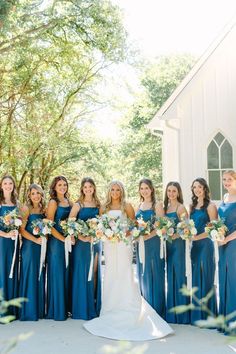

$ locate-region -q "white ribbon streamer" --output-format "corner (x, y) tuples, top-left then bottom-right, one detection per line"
(9, 231), (18, 279)
(185, 239), (192, 290)
(160, 238), (166, 260)
(64, 236), (72, 268)
(88, 241), (94, 282)
(213, 240), (219, 286)
(39, 237), (47, 280)
(139, 236), (145, 275)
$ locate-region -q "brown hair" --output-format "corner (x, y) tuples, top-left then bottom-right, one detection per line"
(77, 177), (100, 208)
(190, 177), (210, 212)
(164, 181), (184, 212)
(26, 183), (45, 213)
(0, 175), (18, 205)
(138, 178), (156, 210)
(49, 175), (69, 204)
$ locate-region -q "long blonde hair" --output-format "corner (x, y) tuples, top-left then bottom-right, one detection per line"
(104, 180), (126, 212)
(223, 170), (236, 180)
(26, 183), (45, 213)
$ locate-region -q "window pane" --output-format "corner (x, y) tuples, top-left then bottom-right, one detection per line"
(208, 171), (221, 200)
(207, 141), (219, 169)
(214, 132), (225, 145)
(221, 170), (227, 197)
(221, 140), (233, 169)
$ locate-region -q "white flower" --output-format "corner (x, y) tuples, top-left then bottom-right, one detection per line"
(68, 228), (74, 235)
(156, 229), (162, 237)
(14, 218), (22, 227)
(132, 229), (140, 238)
(210, 229), (218, 240)
(42, 226), (50, 235)
(167, 227), (174, 236)
(105, 229), (113, 237)
(191, 227), (197, 235)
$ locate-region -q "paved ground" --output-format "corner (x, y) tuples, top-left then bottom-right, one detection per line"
(1, 319), (236, 354)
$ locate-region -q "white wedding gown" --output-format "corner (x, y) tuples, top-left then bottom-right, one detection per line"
(83, 210), (174, 341)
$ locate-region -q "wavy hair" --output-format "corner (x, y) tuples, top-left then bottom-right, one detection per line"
(223, 170), (236, 180)
(76, 177), (100, 207)
(190, 177), (210, 212)
(104, 180), (126, 212)
(138, 178), (156, 210)
(0, 175), (18, 205)
(49, 175), (69, 204)
(26, 183), (45, 212)
(164, 181), (184, 212)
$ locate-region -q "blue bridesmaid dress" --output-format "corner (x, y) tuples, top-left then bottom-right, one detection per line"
(218, 201), (236, 329)
(71, 206), (101, 319)
(190, 208), (217, 324)
(136, 209), (165, 318)
(46, 205), (71, 321)
(0, 205), (19, 317)
(166, 211), (190, 324)
(19, 213), (45, 320)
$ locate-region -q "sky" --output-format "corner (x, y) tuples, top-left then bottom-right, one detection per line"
(94, 0), (236, 138)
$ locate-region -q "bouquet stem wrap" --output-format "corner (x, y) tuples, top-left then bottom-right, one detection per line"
(9, 231), (18, 279)
(88, 242), (94, 282)
(138, 235), (145, 275)
(185, 239), (192, 290)
(39, 237), (47, 280)
(160, 238), (167, 260)
(64, 236), (72, 268)
(213, 241), (219, 286)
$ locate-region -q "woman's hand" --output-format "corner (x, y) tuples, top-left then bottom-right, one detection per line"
(71, 235), (76, 245)
(171, 234), (179, 240)
(78, 235), (91, 243)
(218, 239), (227, 246)
(7, 229), (18, 239)
(35, 237), (42, 245)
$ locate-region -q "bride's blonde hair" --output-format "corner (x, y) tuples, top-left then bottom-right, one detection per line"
(104, 180), (126, 212)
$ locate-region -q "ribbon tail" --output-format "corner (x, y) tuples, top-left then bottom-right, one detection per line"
(214, 241), (219, 287)
(160, 237), (164, 259)
(139, 236), (145, 275)
(88, 242), (94, 282)
(64, 236), (72, 268)
(39, 237), (47, 281)
(9, 233), (18, 279)
(185, 239), (192, 290)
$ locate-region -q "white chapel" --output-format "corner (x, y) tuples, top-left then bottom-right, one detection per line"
(148, 19), (236, 203)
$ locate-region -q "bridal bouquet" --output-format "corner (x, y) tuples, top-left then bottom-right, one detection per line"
(85, 217), (103, 244)
(176, 217), (197, 240)
(0, 208), (22, 278)
(31, 218), (54, 279)
(205, 218), (228, 286)
(60, 217), (88, 238)
(205, 219), (228, 241)
(131, 216), (151, 240)
(155, 216), (175, 259)
(98, 214), (129, 244)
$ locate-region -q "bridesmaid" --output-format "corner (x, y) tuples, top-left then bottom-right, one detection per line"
(190, 177), (217, 324)
(19, 183), (46, 321)
(0, 175), (19, 316)
(69, 177), (102, 320)
(164, 181), (190, 324)
(218, 170), (236, 331)
(46, 175), (72, 321)
(136, 178), (165, 318)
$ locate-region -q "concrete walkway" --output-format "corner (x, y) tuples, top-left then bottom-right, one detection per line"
(1, 319), (235, 354)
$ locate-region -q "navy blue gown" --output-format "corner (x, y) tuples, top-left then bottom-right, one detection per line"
(46, 205), (71, 321)
(166, 211), (190, 324)
(0, 205), (19, 317)
(71, 207), (101, 320)
(218, 201), (236, 328)
(190, 208), (217, 324)
(19, 213), (45, 321)
(136, 209), (165, 318)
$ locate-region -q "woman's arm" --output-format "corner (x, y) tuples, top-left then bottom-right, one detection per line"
(125, 203), (135, 220)
(193, 203), (218, 241)
(144, 202), (164, 241)
(47, 200), (66, 242)
(20, 205), (42, 245)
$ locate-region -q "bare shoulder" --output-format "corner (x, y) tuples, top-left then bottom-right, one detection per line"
(47, 199), (58, 210)
(21, 205), (30, 218)
(178, 204), (188, 217)
(207, 202), (217, 212)
(155, 201), (164, 216)
(125, 202), (135, 219)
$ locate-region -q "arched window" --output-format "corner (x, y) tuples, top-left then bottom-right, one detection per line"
(207, 132), (233, 200)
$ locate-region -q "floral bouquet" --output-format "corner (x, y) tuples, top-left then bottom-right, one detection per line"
(60, 217), (88, 238)
(31, 218), (54, 280)
(205, 219), (228, 242)
(85, 217), (103, 244)
(0, 208), (22, 278)
(155, 216), (175, 259)
(0, 208), (22, 235)
(131, 216), (151, 240)
(205, 218), (228, 286)
(176, 215), (197, 290)
(176, 217), (197, 240)
(32, 218), (54, 238)
(98, 214), (129, 244)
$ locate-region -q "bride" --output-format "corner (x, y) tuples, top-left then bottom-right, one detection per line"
(83, 180), (173, 341)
